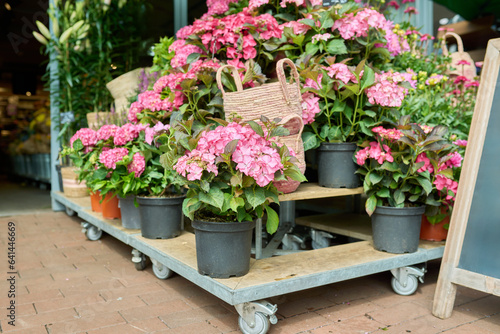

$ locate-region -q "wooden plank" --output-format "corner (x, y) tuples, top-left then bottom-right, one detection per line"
(451, 268), (500, 297)
(278, 183), (363, 202)
(295, 213), (372, 241)
(433, 38), (500, 320)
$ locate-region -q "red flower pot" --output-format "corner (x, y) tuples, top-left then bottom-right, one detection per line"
(90, 191), (102, 213)
(101, 192), (121, 219)
(420, 214), (449, 241)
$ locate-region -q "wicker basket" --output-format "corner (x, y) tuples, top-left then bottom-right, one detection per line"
(61, 166), (88, 197)
(217, 60), (306, 193)
(441, 32), (477, 80)
(216, 58), (303, 121)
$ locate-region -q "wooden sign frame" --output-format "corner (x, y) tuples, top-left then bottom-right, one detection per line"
(433, 38), (500, 319)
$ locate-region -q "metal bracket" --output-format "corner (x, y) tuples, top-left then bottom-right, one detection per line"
(81, 221), (90, 234)
(131, 249), (144, 264)
(281, 233), (306, 250)
(235, 300), (278, 328)
(391, 265), (427, 286)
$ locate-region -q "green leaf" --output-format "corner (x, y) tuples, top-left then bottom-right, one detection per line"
(305, 43), (319, 56)
(244, 187), (266, 209)
(376, 188), (390, 198)
(229, 197), (245, 213)
(394, 189), (405, 205)
(186, 53), (200, 64)
(302, 132), (319, 151)
(360, 66), (375, 91)
(369, 172), (383, 185)
(247, 120), (265, 137)
(365, 195), (377, 216)
(265, 206), (280, 234)
(299, 18), (316, 27)
(416, 176), (433, 195)
(270, 126), (290, 138)
(326, 39), (347, 55)
(199, 186), (225, 210)
(224, 139), (239, 154)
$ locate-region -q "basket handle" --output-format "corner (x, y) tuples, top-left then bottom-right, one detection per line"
(216, 65), (244, 97)
(276, 58), (303, 105)
(278, 114), (304, 153)
(441, 32), (465, 56)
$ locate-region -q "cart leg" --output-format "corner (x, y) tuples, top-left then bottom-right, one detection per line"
(390, 265), (426, 296)
(131, 249), (147, 271)
(151, 258), (174, 279)
(81, 222), (103, 241)
(235, 300), (278, 334)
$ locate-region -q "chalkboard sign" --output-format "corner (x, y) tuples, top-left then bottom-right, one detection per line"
(322, 0), (348, 6)
(433, 38), (500, 319)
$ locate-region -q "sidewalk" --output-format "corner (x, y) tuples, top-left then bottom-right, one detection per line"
(0, 211), (499, 333)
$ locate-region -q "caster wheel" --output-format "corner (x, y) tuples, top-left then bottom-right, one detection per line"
(238, 312), (270, 334)
(86, 225), (103, 241)
(134, 256), (147, 270)
(65, 206), (75, 216)
(152, 262), (174, 279)
(391, 275), (418, 296)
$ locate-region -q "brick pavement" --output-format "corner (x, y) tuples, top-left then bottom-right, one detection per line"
(0, 212), (499, 333)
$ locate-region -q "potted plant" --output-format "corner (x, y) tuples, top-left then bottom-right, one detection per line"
(169, 118), (306, 278)
(355, 116), (457, 253)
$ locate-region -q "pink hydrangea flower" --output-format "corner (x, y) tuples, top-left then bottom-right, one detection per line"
(371, 126), (403, 141)
(311, 33), (331, 44)
(445, 152), (463, 168)
(145, 122), (171, 145)
(333, 8), (387, 40)
(301, 92), (320, 125)
(70, 128), (97, 148)
(453, 139), (467, 148)
(114, 123), (141, 146)
(434, 175), (458, 201)
(325, 63), (356, 85)
(280, 20), (310, 35)
(248, 0), (269, 9)
(127, 152), (146, 177)
(304, 73), (322, 90)
(280, 0), (305, 7)
(96, 124), (120, 141)
(355, 142), (393, 165)
(365, 72), (408, 107)
(416, 153), (433, 173)
(99, 147), (129, 170)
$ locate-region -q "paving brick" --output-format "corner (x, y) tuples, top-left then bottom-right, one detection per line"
(159, 304), (231, 328)
(0, 323), (48, 333)
(83, 323), (153, 334)
(437, 322), (497, 333)
(204, 313), (240, 333)
(34, 291), (104, 313)
(99, 282), (164, 301)
(128, 317), (171, 332)
(9, 307), (78, 331)
(168, 321), (223, 334)
(459, 295), (500, 317)
(474, 313), (500, 333)
(315, 299), (381, 322)
(276, 294), (337, 318)
(119, 299), (192, 322)
(368, 301), (431, 327)
(270, 312), (333, 334)
(18, 289), (64, 304)
(45, 311), (126, 333)
(74, 295), (147, 316)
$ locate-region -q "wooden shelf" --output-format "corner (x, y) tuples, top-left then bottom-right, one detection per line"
(278, 183), (364, 202)
(296, 213), (372, 241)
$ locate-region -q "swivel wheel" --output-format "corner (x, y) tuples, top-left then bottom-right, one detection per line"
(85, 225), (103, 241)
(238, 312), (270, 334)
(65, 206), (75, 216)
(151, 258), (174, 279)
(391, 275), (419, 296)
(131, 249), (147, 271)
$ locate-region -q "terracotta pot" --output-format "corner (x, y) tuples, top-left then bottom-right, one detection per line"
(420, 214), (449, 241)
(90, 191), (102, 213)
(101, 192), (121, 219)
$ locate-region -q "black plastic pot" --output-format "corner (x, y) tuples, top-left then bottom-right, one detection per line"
(118, 196), (141, 229)
(317, 142), (360, 188)
(136, 195), (185, 239)
(191, 219), (255, 278)
(371, 206), (425, 254)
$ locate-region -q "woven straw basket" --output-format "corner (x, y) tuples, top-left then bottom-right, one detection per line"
(61, 166), (88, 197)
(216, 58), (305, 193)
(441, 32), (477, 80)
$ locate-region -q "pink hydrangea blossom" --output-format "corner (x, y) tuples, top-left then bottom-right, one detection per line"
(404, 7), (419, 15)
(304, 73), (322, 90)
(371, 126), (403, 141)
(170, 43), (205, 68)
(174, 122), (285, 187)
(99, 147), (129, 170)
(416, 153), (434, 173)
(128, 101), (142, 124)
(280, 0), (304, 7)
(127, 152), (145, 177)
(333, 8), (387, 40)
(365, 72), (408, 107)
(311, 33), (331, 44)
(145, 122), (171, 145)
(280, 20), (310, 35)
(301, 92), (320, 125)
(355, 142), (393, 165)
(325, 63), (356, 85)
(96, 124), (120, 142)
(114, 123), (141, 146)
(248, 0), (269, 9)
(70, 128), (97, 148)
(445, 152), (463, 169)
(434, 175), (458, 201)
(453, 139), (467, 148)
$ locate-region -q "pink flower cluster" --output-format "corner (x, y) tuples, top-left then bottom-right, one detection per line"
(176, 10), (281, 61)
(174, 122), (284, 187)
(325, 63), (356, 85)
(371, 126), (403, 141)
(145, 122), (170, 145)
(365, 72), (408, 107)
(301, 92), (320, 125)
(169, 41), (205, 68)
(70, 128), (97, 149)
(96, 124), (120, 142)
(99, 147), (129, 170)
(205, 0), (239, 17)
(127, 152), (146, 177)
(434, 175), (458, 201)
(453, 139), (467, 148)
(333, 8), (387, 40)
(355, 141), (394, 165)
(114, 123), (144, 146)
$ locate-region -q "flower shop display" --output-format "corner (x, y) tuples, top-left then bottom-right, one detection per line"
(171, 119), (305, 277)
(355, 116), (458, 253)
